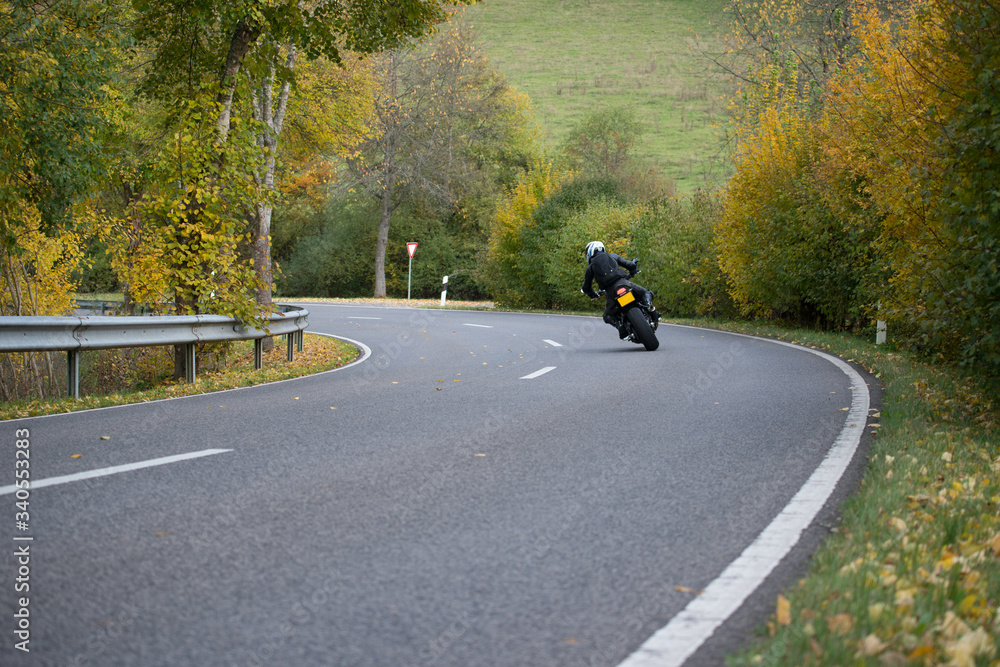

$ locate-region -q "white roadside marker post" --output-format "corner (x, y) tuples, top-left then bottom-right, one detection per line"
(876, 302), (886, 345)
(440, 275), (448, 307)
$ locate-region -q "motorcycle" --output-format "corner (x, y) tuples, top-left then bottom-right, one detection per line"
(594, 263), (659, 351)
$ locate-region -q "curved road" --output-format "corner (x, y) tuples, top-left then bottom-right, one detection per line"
(1, 304), (876, 666)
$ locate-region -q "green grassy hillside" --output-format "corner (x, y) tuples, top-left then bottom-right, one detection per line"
(465, 0), (733, 193)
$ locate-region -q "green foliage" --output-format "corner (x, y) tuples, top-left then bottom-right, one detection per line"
(561, 105), (644, 179)
(343, 16), (529, 297)
(717, 110), (880, 328)
(482, 159), (572, 307)
(921, 0), (1000, 367)
(111, 96), (269, 322)
(545, 197), (641, 310)
(523, 178), (626, 302)
(277, 198), (491, 300)
(540, 190), (733, 316)
(628, 192), (735, 318)
(277, 199), (376, 297)
(73, 235), (120, 295)
(484, 162), (728, 314)
(0, 0), (129, 243)
(483, 168), (640, 309)
(133, 0), (463, 98)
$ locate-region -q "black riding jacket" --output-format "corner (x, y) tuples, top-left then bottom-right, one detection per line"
(582, 252), (637, 298)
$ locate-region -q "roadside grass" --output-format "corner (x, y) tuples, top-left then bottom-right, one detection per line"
(465, 0), (734, 193)
(0, 333), (358, 421)
(673, 319), (1000, 667)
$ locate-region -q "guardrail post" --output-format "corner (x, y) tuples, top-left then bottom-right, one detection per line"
(185, 343), (196, 383)
(67, 350), (80, 399)
(254, 338), (263, 369)
(286, 333), (294, 362)
(296, 330), (303, 352)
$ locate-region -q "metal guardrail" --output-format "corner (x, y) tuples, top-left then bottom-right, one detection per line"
(0, 305), (308, 398)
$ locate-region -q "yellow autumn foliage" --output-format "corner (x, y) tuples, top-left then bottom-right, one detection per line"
(483, 157), (574, 307)
(0, 208), (84, 399)
(717, 65), (880, 326)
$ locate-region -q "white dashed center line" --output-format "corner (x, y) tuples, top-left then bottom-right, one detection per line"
(543, 339), (563, 347)
(0, 449), (233, 495)
(520, 367), (556, 380)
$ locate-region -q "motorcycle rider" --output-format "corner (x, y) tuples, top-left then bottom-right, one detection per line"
(580, 241), (659, 337)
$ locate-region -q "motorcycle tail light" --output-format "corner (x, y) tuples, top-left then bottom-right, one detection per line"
(616, 287), (627, 296)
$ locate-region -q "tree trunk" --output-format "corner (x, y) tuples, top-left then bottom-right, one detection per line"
(217, 19), (260, 140)
(253, 201), (274, 351)
(250, 47), (297, 351)
(374, 183), (393, 298)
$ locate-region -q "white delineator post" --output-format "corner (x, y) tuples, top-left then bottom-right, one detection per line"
(440, 275), (448, 306)
(876, 302), (886, 345)
(406, 242), (418, 300)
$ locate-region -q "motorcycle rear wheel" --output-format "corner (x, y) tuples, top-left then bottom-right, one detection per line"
(626, 307), (659, 351)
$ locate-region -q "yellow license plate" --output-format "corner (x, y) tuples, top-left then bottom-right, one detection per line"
(617, 291), (635, 307)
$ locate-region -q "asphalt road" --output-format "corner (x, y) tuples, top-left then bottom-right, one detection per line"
(0, 304), (876, 666)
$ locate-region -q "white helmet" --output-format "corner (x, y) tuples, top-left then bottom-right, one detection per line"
(585, 241), (605, 261)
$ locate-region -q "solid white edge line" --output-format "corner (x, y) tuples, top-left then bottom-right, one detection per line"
(0, 448), (233, 495)
(463, 323), (493, 328)
(6, 332), (374, 423)
(347, 316), (381, 320)
(543, 339), (563, 347)
(520, 366), (556, 380)
(617, 334), (870, 667)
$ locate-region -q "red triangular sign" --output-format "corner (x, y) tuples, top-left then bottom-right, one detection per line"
(407, 242), (418, 259)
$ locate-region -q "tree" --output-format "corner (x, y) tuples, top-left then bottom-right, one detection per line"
(0, 0), (130, 396)
(718, 0), (883, 111)
(482, 157), (575, 308)
(0, 0), (129, 246)
(248, 50), (375, 338)
(127, 0), (464, 373)
(344, 18), (514, 297)
(561, 105), (644, 180)
(821, 0), (1000, 365)
(129, 0), (468, 312)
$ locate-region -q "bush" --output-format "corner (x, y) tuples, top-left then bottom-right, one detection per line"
(278, 198), (492, 300)
(277, 200), (376, 298)
(483, 159), (572, 307)
(546, 197), (642, 310)
(716, 105), (880, 329)
(628, 191), (734, 318)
